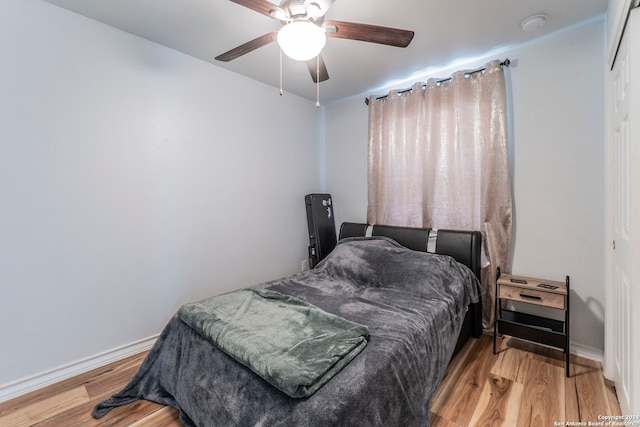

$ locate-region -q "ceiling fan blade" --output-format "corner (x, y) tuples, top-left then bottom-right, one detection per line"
(306, 54), (329, 83)
(324, 20), (414, 48)
(215, 31), (278, 62)
(230, 0), (284, 19)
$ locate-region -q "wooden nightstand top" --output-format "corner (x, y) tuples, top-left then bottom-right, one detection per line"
(497, 273), (567, 296)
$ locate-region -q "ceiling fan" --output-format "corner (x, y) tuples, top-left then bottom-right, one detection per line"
(215, 0), (415, 83)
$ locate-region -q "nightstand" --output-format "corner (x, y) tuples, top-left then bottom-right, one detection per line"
(493, 268), (571, 377)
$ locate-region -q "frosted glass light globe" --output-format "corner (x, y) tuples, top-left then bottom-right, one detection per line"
(277, 21), (326, 61)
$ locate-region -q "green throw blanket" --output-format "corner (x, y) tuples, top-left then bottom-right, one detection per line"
(178, 288), (369, 398)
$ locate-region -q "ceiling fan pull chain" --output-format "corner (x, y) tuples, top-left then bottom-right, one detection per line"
(279, 48), (283, 96)
(316, 55), (320, 107)
(280, 49), (282, 96)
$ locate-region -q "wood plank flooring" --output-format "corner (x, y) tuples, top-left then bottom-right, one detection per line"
(0, 352), (181, 427)
(0, 334), (621, 426)
(431, 334), (622, 427)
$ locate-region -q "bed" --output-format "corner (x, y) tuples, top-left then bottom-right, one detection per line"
(93, 223), (482, 426)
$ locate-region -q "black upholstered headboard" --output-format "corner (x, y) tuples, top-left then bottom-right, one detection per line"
(339, 222), (483, 342)
(339, 223), (482, 279)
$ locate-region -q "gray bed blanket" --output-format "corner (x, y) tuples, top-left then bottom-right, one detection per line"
(93, 237), (480, 426)
(177, 288), (369, 398)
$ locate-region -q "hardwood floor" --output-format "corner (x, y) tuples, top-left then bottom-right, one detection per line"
(0, 334), (620, 426)
(0, 352), (181, 427)
(431, 334), (622, 427)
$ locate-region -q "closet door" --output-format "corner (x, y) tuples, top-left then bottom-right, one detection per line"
(606, 6), (640, 415)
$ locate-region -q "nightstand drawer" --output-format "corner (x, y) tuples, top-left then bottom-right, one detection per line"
(498, 285), (565, 309)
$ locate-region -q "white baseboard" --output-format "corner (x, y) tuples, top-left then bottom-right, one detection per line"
(571, 341), (604, 364)
(0, 334), (158, 403)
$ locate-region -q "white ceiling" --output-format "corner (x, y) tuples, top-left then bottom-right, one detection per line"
(42, 0), (607, 103)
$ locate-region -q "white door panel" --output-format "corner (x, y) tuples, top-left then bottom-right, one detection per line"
(606, 7), (640, 415)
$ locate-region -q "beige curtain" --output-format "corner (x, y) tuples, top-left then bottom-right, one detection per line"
(367, 59), (511, 330)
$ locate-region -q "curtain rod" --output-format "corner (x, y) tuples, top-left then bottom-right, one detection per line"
(365, 58), (511, 105)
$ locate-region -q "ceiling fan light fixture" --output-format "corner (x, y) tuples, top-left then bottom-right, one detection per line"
(277, 20), (326, 61)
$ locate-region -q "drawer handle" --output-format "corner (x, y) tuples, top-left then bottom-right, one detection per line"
(519, 293), (542, 300)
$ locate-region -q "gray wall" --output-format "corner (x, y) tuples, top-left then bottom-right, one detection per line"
(0, 0), (321, 388)
(323, 20), (606, 355)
